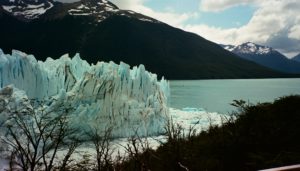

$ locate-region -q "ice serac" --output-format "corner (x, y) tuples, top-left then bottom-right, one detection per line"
(0, 49), (169, 137)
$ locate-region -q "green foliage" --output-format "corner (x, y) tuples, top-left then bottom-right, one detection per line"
(120, 95), (300, 171)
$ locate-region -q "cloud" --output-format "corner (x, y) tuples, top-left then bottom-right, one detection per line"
(54, 0), (196, 27)
(55, 0), (197, 27)
(110, 0), (197, 27)
(187, 0), (300, 57)
(288, 25), (300, 40)
(54, 0), (300, 57)
(200, 0), (258, 12)
(266, 30), (300, 56)
(110, 0), (143, 9)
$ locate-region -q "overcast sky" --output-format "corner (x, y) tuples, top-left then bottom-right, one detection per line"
(56, 0), (300, 58)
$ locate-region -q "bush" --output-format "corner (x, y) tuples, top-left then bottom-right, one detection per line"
(120, 95), (300, 171)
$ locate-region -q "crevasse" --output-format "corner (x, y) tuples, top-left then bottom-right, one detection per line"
(0, 49), (169, 137)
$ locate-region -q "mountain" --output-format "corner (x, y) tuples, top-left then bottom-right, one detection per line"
(292, 54), (300, 63)
(0, 0), (295, 79)
(221, 42), (300, 74)
(0, 0), (158, 22)
(0, 0), (55, 20)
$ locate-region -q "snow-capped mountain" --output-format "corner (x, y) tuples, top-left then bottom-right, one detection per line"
(68, 0), (120, 22)
(67, 0), (158, 23)
(0, 1), (293, 79)
(221, 42), (300, 74)
(0, 0), (158, 22)
(222, 42), (273, 55)
(0, 0), (54, 20)
(292, 53), (300, 63)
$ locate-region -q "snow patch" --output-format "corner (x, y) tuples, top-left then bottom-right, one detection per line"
(77, 4), (89, 10)
(2, 2), (54, 19)
(223, 42), (272, 55)
(246, 42), (256, 47)
(68, 9), (82, 12)
(128, 10), (135, 14)
(2, 5), (15, 12)
(139, 18), (155, 22)
(223, 45), (236, 51)
(27, 3), (44, 9)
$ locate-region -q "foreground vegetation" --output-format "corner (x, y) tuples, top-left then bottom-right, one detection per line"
(2, 95), (300, 170)
(121, 95), (300, 171)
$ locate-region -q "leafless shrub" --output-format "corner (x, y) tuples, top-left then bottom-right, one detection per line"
(1, 99), (79, 171)
(86, 126), (114, 171)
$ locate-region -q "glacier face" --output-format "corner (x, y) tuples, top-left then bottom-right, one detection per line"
(0, 49), (169, 137)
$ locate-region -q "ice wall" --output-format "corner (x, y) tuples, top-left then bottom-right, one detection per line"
(0, 49), (169, 137)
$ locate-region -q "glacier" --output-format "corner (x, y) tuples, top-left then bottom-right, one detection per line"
(0, 49), (170, 138)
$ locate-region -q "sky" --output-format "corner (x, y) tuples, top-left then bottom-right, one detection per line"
(57, 0), (300, 58)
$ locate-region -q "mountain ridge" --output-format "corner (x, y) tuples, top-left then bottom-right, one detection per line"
(292, 53), (300, 63)
(0, 0), (55, 20)
(0, 0), (298, 79)
(221, 42), (300, 74)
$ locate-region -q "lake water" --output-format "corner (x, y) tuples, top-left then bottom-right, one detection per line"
(170, 79), (300, 114)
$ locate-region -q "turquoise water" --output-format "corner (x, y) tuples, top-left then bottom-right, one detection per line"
(170, 79), (300, 114)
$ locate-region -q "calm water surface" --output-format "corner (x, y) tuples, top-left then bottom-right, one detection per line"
(170, 79), (300, 114)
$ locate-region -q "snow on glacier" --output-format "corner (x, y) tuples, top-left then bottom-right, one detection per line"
(0, 49), (170, 138)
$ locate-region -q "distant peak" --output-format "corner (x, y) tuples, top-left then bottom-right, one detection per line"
(235, 42), (273, 55)
(242, 42), (271, 48)
(68, 0), (158, 23)
(67, 0), (120, 22)
(0, 0), (53, 6)
(1, 0), (159, 23)
(245, 42), (256, 47)
(220, 44), (236, 52)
